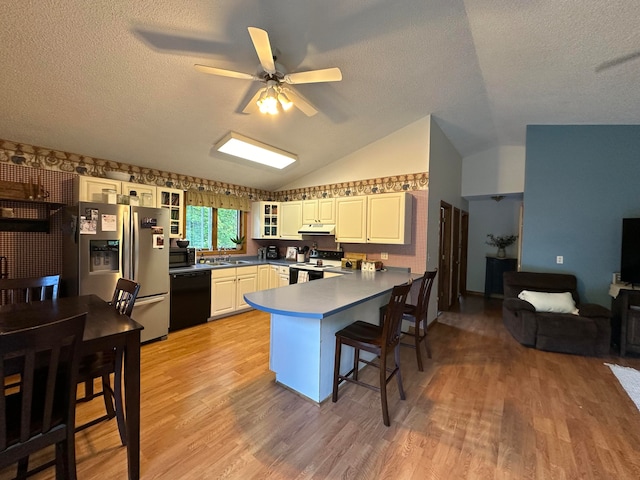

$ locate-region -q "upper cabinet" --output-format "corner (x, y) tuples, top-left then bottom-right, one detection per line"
(76, 177), (122, 202)
(336, 192), (412, 244)
(122, 182), (157, 206)
(251, 201), (280, 239)
(279, 201), (303, 240)
(335, 196), (367, 243)
(76, 177), (157, 206)
(302, 198), (335, 224)
(157, 187), (184, 238)
(366, 192), (412, 244)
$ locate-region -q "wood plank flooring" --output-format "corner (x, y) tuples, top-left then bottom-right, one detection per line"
(4, 295), (640, 479)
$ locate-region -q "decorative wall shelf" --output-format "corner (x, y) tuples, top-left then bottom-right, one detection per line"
(0, 198), (65, 233)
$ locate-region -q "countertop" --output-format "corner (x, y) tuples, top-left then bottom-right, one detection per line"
(244, 269), (419, 319)
(169, 258), (292, 274)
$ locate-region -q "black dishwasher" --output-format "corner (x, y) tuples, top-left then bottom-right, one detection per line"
(170, 271), (211, 332)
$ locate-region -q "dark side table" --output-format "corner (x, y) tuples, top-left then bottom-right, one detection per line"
(485, 256), (517, 298)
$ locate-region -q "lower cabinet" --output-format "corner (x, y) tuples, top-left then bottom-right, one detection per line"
(257, 265), (271, 291)
(211, 266), (257, 318)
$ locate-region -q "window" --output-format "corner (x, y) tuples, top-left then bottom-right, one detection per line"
(185, 206), (246, 253)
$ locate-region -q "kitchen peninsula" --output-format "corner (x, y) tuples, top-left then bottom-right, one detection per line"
(244, 269), (418, 403)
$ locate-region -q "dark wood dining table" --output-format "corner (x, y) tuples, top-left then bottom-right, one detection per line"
(0, 294), (143, 480)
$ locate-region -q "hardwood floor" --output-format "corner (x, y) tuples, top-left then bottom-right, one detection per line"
(4, 295), (640, 479)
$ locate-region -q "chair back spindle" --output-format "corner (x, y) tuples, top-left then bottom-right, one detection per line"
(111, 278), (140, 316)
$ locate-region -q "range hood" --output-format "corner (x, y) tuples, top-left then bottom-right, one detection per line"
(298, 224), (336, 235)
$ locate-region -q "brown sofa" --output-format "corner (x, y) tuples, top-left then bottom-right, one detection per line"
(502, 271), (611, 356)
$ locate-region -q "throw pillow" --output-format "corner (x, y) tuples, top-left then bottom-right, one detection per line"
(517, 290), (579, 315)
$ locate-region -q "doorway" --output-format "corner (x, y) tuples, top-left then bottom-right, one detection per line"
(438, 202), (469, 311)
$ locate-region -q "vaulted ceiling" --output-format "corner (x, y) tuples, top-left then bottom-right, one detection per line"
(1, 1), (638, 191)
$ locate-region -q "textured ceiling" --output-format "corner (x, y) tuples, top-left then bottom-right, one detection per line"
(1, 0), (638, 191)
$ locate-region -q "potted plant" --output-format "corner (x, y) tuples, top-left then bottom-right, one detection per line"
(486, 234), (517, 258)
(230, 235), (245, 250)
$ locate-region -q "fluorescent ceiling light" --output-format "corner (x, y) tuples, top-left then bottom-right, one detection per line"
(215, 132), (297, 169)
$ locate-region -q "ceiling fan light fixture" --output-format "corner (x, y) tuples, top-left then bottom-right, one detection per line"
(277, 90), (293, 111)
(256, 85), (281, 114)
(215, 132), (297, 169)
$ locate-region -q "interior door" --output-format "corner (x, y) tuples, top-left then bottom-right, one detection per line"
(438, 202), (452, 311)
(459, 211), (469, 295)
(452, 207), (461, 301)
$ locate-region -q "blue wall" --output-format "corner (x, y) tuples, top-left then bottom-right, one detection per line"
(523, 125), (640, 306)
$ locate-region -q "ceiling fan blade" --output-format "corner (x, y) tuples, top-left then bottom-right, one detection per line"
(242, 88), (264, 114)
(194, 64), (255, 80)
(248, 27), (276, 75)
(283, 87), (318, 117)
(283, 67), (342, 85)
(595, 51), (640, 72)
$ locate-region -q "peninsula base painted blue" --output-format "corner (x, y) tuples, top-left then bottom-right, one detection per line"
(270, 294), (389, 403)
(245, 270), (417, 403)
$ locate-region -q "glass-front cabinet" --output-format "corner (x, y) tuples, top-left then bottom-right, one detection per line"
(251, 201), (279, 239)
(157, 187), (184, 238)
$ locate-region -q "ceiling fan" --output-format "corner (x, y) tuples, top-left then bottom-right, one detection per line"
(194, 27), (342, 116)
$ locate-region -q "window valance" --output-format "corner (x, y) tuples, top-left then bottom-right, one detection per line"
(185, 190), (251, 212)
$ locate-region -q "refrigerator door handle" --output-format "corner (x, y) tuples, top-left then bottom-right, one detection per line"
(122, 206), (131, 279)
(135, 295), (166, 306)
(133, 210), (139, 282)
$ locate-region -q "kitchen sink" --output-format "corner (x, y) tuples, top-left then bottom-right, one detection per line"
(223, 260), (254, 265)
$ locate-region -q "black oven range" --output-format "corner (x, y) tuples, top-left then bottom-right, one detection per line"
(289, 249), (343, 284)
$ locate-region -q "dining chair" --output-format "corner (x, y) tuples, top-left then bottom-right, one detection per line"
(332, 281), (412, 426)
(379, 270), (437, 371)
(0, 275), (60, 306)
(399, 270), (437, 371)
(76, 278), (140, 446)
(0, 313), (86, 480)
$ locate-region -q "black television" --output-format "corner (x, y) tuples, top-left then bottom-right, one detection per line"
(621, 218), (640, 285)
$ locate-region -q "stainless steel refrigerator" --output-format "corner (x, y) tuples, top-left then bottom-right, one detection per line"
(62, 202), (170, 343)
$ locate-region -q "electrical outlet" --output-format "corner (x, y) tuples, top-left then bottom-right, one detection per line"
(556, 255), (563, 264)
(381, 252), (388, 260)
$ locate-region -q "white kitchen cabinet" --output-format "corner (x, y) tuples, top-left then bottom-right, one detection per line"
(211, 266), (258, 318)
(157, 187), (184, 238)
(335, 196), (367, 243)
(251, 201), (280, 239)
(279, 201), (303, 240)
(76, 177), (122, 202)
(269, 265), (280, 288)
(210, 269), (236, 318)
(76, 177), (157, 206)
(278, 265), (290, 287)
(122, 182), (157, 206)
(236, 267), (258, 311)
(302, 198), (335, 224)
(367, 192), (413, 244)
(257, 264), (271, 291)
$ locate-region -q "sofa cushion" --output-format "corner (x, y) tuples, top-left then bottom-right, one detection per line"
(517, 290), (579, 315)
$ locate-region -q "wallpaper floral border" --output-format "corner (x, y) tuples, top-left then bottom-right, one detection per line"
(0, 139), (428, 202)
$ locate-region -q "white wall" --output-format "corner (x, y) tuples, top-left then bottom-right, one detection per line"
(467, 198), (522, 293)
(427, 116), (466, 321)
(461, 145), (525, 295)
(462, 146), (525, 198)
(280, 116), (430, 190)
